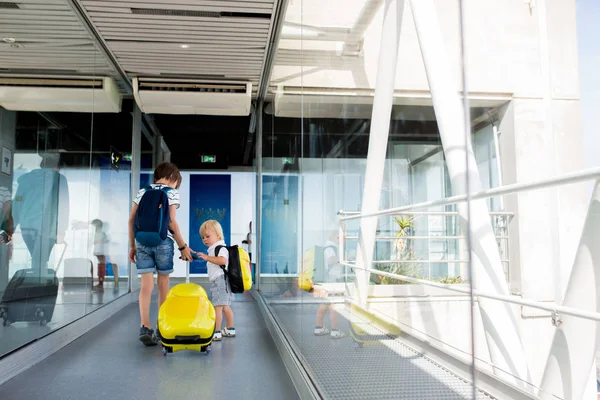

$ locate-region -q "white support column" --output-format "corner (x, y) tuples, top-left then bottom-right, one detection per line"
(128, 104), (142, 293)
(353, 0), (405, 304)
(540, 180), (600, 400)
(0, 108), (16, 298)
(409, 0), (531, 388)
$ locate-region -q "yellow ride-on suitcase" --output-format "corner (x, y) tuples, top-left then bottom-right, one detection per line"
(157, 262), (216, 356)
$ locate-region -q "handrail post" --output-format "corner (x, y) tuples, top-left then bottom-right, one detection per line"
(337, 212), (346, 288)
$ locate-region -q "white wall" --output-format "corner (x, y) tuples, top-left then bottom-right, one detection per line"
(363, 287), (556, 389)
(5, 169), (256, 280)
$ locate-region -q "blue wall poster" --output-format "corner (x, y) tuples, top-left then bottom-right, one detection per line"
(261, 175), (298, 274)
(189, 174), (231, 274)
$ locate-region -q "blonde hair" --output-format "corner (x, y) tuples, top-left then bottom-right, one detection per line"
(200, 220), (224, 240)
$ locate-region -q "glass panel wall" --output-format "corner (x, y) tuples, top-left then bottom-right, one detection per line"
(463, 0), (600, 397)
(0, 97), (133, 357)
(256, 0), (599, 398)
(258, 0), (480, 398)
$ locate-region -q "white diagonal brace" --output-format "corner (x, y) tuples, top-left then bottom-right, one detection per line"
(353, 0), (405, 304)
(540, 180), (600, 399)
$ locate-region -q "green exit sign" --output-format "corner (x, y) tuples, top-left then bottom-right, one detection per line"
(283, 157), (295, 165)
(201, 155), (216, 163)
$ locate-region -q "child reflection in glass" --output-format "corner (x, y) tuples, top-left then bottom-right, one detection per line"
(91, 219), (119, 290)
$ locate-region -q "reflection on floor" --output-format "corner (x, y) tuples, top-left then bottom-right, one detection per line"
(1, 292), (299, 400)
(270, 302), (494, 400)
(0, 282), (129, 357)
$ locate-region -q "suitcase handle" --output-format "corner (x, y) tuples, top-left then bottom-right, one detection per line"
(186, 260), (190, 283)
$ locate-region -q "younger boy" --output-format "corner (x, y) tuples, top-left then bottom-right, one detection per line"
(313, 229), (345, 339)
(128, 162), (192, 346)
(196, 220), (235, 341)
(91, 219), (108, 290)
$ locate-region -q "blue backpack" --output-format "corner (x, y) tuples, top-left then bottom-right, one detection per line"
(134, 186), (173, 246)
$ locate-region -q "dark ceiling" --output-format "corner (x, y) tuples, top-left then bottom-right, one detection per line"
(13, 102), (470, 171)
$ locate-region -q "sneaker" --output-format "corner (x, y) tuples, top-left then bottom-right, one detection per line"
(330, 329), (346, 339)
(314, 326), (330, 336)
(222, 327), (236, 338)
(139, 326), (158, 346)
(213, 331), (222, 341)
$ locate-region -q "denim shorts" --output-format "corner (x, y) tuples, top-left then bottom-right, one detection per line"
(135, 239), (174, 275)
(210, 275), (232, 306)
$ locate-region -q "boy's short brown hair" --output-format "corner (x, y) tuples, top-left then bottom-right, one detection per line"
(153, 162), (182, 188)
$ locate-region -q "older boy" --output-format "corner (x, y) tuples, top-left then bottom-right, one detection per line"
(128, 162), (192, 346)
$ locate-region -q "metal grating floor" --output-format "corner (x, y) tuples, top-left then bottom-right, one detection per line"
(270, 302), (495, 400)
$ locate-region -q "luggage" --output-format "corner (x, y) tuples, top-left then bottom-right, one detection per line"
(215, 244), (252, 293)
(298, 245), (337, 292)
(0, 268), (59, 326)
(134, 185), (173, 246)
(0, 243), (65, 326)
(157, 262), (216, 356)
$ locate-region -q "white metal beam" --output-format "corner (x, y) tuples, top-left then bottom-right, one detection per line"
(353, 0), (405, 304)
(128, 104), (142, 293)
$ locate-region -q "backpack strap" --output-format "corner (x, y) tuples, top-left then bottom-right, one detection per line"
(214, 244), (229, 292)
(214, 245), (227, 269)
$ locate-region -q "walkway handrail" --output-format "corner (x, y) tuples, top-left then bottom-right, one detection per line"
(343, 263), (600, 323)
(340, 211), (515, 216)
(344, 235), (509, 240)
(339, 167), (600, 221)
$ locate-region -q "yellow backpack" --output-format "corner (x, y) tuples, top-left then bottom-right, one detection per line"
(215, 245), (252, 292)
(298, 245), (336, 292)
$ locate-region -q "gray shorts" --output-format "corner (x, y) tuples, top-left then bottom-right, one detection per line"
(210, 275), (232, 307)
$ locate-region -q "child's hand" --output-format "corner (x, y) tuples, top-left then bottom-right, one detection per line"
(180, 246), (193, 262)
(128, 248), (136, 263)
(198, 252), (208, 261)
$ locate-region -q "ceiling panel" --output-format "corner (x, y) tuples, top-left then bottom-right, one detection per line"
(0, 0), (117, 82)
(80, 0), (276, 95)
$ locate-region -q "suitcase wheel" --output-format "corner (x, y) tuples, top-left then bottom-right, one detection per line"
(354, 342), (364, 349)
(203, 345), (211, 355)
(39, 319), (48, 326)
(162, 347), (168, 357)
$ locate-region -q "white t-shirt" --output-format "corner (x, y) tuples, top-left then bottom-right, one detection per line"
(93, 231), (107, 255)
(324, 240), (342, 282)
(133, 184), (180, 240)
(207, 240), (229, 282)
